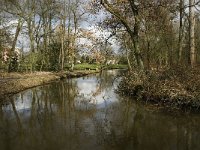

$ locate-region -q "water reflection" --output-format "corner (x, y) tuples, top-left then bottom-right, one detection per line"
(0, 70), (200, 150)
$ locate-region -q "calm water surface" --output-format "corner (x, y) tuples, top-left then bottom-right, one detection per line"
(0, 70), (200, 150)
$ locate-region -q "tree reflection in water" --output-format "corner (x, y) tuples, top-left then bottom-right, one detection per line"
(0, 70), (200, 150)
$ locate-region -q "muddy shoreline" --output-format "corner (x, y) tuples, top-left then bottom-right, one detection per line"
(0, 70), (99, 100)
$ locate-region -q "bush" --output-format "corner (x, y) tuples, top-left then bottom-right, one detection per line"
(118, 67), (200, 111)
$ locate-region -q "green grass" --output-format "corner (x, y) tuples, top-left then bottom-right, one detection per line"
(74, 63), (100, 70)
(74, 63), (128, 70)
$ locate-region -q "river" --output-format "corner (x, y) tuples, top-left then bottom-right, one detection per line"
(0, 70), (200, 150)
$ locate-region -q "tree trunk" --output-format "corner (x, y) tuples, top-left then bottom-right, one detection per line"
(61, 21), (65, 71)
(67, 0), (72, 65)
(72, 9), (78, 66)
(189, 0), (196, 68)
(28, 22), (35, 53)
(125, 44), (132, 71)
(11, 18), (23, 53)
(146, 41), (150, 70)
(9, 18), (23, 72)
(27, 0), (36, 53)
(60, 0), (68, 71)
(128, 0), (144, 70)
(178, 0), (184, 64)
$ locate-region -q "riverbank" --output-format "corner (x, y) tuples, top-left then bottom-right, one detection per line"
(0, 70), (98, 99)
(118, 67), (200, 112)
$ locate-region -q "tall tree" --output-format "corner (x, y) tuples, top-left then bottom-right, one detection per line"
(100, 0), (144, 70)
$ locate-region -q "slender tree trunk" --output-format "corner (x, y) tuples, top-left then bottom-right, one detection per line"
(61, 23), (65, 71)
(35, 17), (42, 52)
(146, 41), (150, 70)
(178, 0), (184, 64)
(42, 15), (48, 55)
(72, 9), (78, 66)
(11, 18), (23, 53)
(48, 2), (53, 44)
(67, 0), (72, 65)
(189, 0), (196, 68)
(41, 15), (47, 70)
(60, 0), (68, 71)
(9, 18), (23, 72)
(28, 21), (35, 53)
(126, 45), (132, 71)
(27, 0), (35, 53)
(122, 36), (132, 70)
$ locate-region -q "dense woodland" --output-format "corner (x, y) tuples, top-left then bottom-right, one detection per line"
(0, 0), (200, 72)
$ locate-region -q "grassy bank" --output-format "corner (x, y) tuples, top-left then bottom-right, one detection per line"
(0, 70), (98, 99)
(118, 67), (200, 112)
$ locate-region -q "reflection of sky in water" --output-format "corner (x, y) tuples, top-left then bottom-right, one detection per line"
(77, 77), (98, 95)
(3, 90), (33, 112)
(76, 74), (119, 109)
(2, 88), (58, 119)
